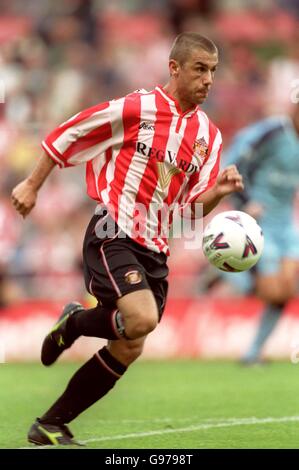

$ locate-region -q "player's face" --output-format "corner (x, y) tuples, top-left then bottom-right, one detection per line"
(170, 48), (218, 108)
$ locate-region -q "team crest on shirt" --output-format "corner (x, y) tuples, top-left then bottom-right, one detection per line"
(193, 137), (208, 165)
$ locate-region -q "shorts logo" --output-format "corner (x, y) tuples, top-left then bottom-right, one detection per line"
(124, 270), (143, 285)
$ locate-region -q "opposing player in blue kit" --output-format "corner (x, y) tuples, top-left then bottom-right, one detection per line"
(224, 103), (299, 364)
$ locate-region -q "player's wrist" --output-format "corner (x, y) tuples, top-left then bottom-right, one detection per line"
(212, 184), (226, 200)
(26, 177), (40, 191)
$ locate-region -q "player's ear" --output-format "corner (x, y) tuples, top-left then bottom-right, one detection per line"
(169, 59), (179, 77)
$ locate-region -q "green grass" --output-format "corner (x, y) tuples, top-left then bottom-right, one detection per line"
(0, 360), (298, 449)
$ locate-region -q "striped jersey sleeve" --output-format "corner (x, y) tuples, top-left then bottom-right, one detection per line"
(41, 101), (119, 168)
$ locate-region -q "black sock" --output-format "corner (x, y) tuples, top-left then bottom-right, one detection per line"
(39, 346), (127, 425)
(68, 305), (125, 340)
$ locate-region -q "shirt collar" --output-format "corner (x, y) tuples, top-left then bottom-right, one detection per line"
(155, 85), (199, 117)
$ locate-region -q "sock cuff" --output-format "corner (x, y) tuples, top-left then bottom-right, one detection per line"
(95, 346), (127, 378)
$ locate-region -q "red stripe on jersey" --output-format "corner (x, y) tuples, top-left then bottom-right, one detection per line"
(63, 122), (112, 161)
(134, 92), (172, 210)
(86, 161), (98, 200)
(108, 94), (142, 221)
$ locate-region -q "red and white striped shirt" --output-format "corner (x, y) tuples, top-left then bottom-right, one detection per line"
(42, 86), (222, 255)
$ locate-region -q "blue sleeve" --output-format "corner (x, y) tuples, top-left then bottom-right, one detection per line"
(224, 130), (260, 207)
(223, 121), (284, 208)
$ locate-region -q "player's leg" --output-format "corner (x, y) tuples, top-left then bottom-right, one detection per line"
(242, 223), (299, 364)
(38, 273), (167, 429)
(241, 273), (285, 364)
(28, 336), (146, 446)
(41, 212), (160, 366)
(255, 259), (298, 302)
(242, 258), (298, 364)
(107, 335), (146, 366)
(29, 215), (168, 445)
(240, 232), (279, 363)
(41, 288), (158, 366)
(77, 211), (161, 340)
(29, 277), (167, 446)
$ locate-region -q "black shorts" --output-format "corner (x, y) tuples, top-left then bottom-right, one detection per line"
(82, 210), (169, 319)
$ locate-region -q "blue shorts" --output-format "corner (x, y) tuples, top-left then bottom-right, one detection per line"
(221, 221), (299, 294)
(259, 223), (299, 274)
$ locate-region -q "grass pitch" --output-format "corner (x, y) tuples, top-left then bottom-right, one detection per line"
(0, 360), (298, 449)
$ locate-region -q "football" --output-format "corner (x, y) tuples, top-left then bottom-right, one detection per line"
(202, 210), (264, 272)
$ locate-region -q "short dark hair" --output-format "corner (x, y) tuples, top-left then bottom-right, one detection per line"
(169, 32), (218, 65)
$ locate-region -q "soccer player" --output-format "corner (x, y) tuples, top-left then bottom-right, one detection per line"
(11, 32), (243, 445)
(223, 103), (299, 365)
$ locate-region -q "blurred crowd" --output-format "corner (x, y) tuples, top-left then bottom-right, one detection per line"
(0, 0), (298, 305)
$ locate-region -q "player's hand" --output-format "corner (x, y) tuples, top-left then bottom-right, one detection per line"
(11, 179), (38, 218)
(215, 165), (244, 197)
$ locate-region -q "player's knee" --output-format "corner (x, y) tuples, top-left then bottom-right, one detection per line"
(125, 309), (158, 339)
(117, 289), (159, 339)
(108, 338), (145, 366)
(257, 279), (292, 304)
(259, 289), (282, 304)
(257, 272), (296, 304)
(120, 341), (144, 364)
(259, 288), (289, 305)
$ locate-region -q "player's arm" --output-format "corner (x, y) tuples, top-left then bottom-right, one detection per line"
(11, 152), (56, 218)
(223, 134), (254, 210)
(195, 165), (244, 216)
(224, 122), (283, 215)
(12, 100), (116, 218)
(184, 129), (243, 218)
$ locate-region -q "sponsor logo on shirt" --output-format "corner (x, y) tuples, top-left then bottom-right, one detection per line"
(136, 142), (199, 174)
(139, 121), (155, 131)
